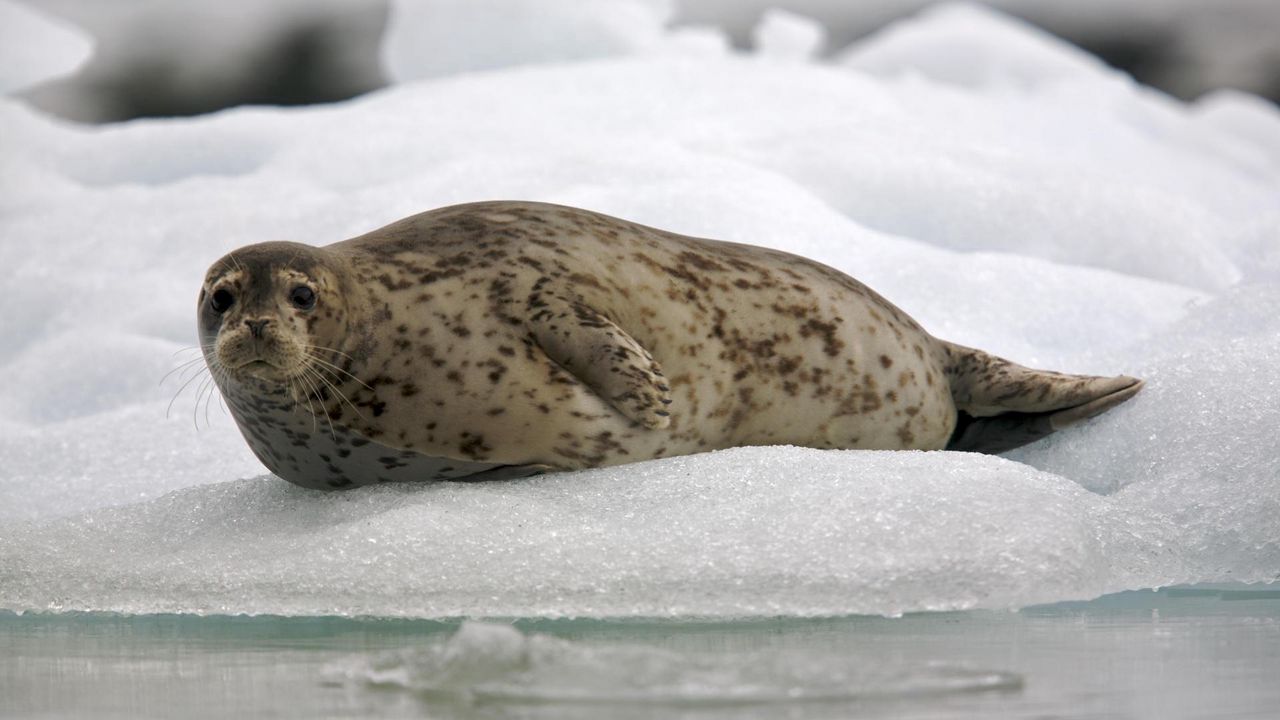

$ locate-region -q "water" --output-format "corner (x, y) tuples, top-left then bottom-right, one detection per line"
(2, 588), (1277, 719)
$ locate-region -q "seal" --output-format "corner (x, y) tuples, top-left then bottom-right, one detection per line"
(198, 201), (1143, 489)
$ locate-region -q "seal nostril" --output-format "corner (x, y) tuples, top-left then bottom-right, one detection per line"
(245, 319), (270, 338)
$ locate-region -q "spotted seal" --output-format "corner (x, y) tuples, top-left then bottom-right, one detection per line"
(198, 201), (1142, 489)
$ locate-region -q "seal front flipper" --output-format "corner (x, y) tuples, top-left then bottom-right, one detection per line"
(943, 341), (1143, 454)
(448, 463), (560, 482)
(528, 298), (673, 429)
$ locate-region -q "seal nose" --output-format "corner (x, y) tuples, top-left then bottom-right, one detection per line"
(244, 318), (270, 339)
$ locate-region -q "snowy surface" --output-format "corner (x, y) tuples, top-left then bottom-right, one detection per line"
(381, 0), (720, 83)
(752, 8), (826, 63)
(0, 3), (1277, 618)
(0, 0), (93, 94)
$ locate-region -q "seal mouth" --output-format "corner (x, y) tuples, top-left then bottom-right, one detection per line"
(233, 358), (283, 379)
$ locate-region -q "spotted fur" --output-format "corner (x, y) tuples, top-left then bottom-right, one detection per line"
(198, 201), (1142, 489)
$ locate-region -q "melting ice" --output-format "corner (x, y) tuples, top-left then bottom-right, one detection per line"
(1, 2), (1278, 619)
(322, 621), (1023, 708)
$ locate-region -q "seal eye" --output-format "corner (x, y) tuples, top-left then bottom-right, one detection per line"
(289, 285), (316, 310)
(210, 289), (234, 314)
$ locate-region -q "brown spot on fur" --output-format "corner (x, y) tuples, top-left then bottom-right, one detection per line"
(458, 432), (490, 459)
(897, 425), (915, 444)
(800, 318), (845, 357)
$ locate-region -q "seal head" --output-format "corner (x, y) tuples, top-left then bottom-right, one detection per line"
(198, 241), (356, 389)
(197, 240), (519, 489)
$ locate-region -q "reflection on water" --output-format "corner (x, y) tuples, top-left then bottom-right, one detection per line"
(1, 587), (1278, 719)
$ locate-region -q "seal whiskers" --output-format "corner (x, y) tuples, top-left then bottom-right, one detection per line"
(301, 349), (374, 392)
(294, 367), (337, 441)
(301, 357), (370, 424)
(168, 348), (221, 420)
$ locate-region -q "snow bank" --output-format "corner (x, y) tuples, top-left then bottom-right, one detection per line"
(0, 0), (93, 94)
(381, 0), (684, 82)
(752, 8), (826, 63)
(0, 3), (1277, 618)
(839, 3), (1106, 90)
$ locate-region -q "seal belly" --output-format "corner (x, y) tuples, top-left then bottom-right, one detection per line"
(220, 378), (504, 489)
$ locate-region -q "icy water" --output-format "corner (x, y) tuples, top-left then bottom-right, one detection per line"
(2, 588), (1277, 720)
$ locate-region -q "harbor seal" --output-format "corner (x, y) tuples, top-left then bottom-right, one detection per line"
(198, 201), (1143, 489)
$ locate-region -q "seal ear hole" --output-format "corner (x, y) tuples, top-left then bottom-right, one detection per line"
(289, 285), (317, 311)
(210, 288), (234, 313)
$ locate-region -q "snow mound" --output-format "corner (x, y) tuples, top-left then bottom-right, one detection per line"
(752, 9), (826, 63)
(1012, 284), (1280, 585)
(0, 0), (93, 94)
(1190, 89), (1280, 182)
(382, 0), (677, 82)
(838, 2), (1107, 90)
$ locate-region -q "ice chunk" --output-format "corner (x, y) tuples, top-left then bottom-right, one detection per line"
(0, 0), (93, 94)
(751, 8), (825, 63)
(0, 6), (1277, 620)
(381, 0), (675, 82)
(0, 448), (1116, 617)
(0, 404), (262, 524)
(837, 3), (1109, 90)
(1011, 284), (1280, 587)
(1190, 89), (1280, 181)
(322, 620), (1023, 703)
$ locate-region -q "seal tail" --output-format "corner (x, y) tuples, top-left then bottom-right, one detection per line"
(941, 341), (1143, 454)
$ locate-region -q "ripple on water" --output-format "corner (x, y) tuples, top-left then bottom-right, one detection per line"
(322, 621), (1023, 711)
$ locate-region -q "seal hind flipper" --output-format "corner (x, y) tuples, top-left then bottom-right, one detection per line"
(529, 298), (673, 429)
(943, 341), (1143, 453)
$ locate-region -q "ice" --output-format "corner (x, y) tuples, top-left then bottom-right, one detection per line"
(0, 4), (1277, 618)
(0, 0), (93, 94)
(838, 3), (1105, 90)
(18, 0), (385, 123)
(1011, 284), (1280, 585)
(381, 0), (677, 83)
(751, 8), (825, 63)
(321, 621), (1023, 704)
(0, 448), (1117, 617)
(1190, 89), (1280, 183)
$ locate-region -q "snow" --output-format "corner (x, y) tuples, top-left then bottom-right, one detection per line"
(0, 2), (1277, 619)
(0, 0), (93, 94)
(381, 0), (683, 82)
(751, 8), (826, 63)
(838, 3), (1107, 89)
